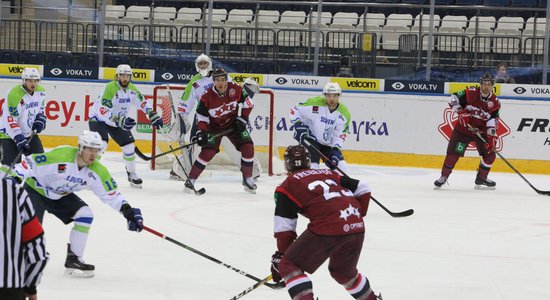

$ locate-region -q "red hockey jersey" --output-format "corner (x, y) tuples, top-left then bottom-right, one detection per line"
(274, 169), (371, 242)
(196, 82), (253, 132)
(452, 87), (501, 137)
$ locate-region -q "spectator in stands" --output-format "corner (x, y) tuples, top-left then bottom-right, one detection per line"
(495, 63), (515, 84)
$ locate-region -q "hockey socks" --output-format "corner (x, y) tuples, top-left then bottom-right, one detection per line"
(285, 273), (314, 300)
(344, 273), (377, 300)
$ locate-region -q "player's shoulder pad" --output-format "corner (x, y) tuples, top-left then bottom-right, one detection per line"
(33, 146), (78, 166)
(336, 102), (351, 121)
(300, 96), (326, 107)
(7, 85), (26, 104)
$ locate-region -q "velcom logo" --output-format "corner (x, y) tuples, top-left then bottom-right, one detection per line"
(391, 82), (405, 90)
(275, 77), (287, 85)
(513, 86), (526, 95)
(161, 72), (174, 80)
(50, 68), (63, 76)
(437, 108), (510, 151)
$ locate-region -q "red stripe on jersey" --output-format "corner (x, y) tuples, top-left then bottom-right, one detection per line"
(275, 186), (302, 208)
(21, 216), (44, 243)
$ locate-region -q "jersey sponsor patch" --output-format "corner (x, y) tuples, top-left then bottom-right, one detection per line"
(229, 88), (236, 97)
(193, 82), (199, 88)
(312, 106), (319, 113)
(58, 164), (67, 173)
(487, 101), (494, 109)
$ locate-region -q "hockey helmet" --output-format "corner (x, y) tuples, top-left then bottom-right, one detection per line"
(323, 82), (342, 95)
(195, 54), (213, 77)
(480, 72), (495, 85)
(284, 145), (311, 173)
(211, 67), (228, 80)
(21, 67), (40, 84)
(116, 64), (133, 80)
(78, 130), (103, 153)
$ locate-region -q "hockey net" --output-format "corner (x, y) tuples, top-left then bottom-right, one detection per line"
(150, 85), (283, 176)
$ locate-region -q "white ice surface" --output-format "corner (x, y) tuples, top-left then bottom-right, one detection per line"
(36, 152), (550, 300)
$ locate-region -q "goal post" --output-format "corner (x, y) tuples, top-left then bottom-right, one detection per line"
(150, 85), (280, 176)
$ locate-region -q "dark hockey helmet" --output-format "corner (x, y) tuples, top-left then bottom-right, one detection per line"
(480, 72), (495, 85)
(284, 145), (311, 173)
(211, 67), (228, 80)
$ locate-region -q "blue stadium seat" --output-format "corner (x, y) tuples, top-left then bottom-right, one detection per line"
(0, 50), (20, 64)
(279, 61), (312, 75)
(510, 0), (537, 6)
(218, 59), (249, 73)
(455, 0), (482, 3)
(78, 54), (99, 68)
(133, 56), (160, 70)
(435, 0), (455, 3)
(249, 61), (275, 74)
(402, 0), (428, 3)
(318, 63), (336, 77)
(20, 51), (46, 64)
(103, 54), (130, 67)
(539, 0), (546, 7)
(483, 0), (509, 5)
(47, 52), (73, 66)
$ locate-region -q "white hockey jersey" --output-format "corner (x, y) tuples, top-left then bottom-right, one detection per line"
(178, 73), (232, 117)
(0, 84), (46, 140)
(290, 96), (351, 149)
(89, 81), (154, 127)
(14, 146), (128, 211)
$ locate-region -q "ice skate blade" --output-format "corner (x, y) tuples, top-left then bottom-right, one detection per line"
(244, 186), (257, 194)
(474, 184), (496, 190)
(129, 182), (143, 189)
(433, 185), (442, 190)
(65, 268), (94, 278)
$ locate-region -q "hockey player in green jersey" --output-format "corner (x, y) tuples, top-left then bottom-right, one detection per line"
(13, 130), (144, 278)
(89, 64), (163, 188)
(290, 82), (351, 173)
(0, 67), (47, 165)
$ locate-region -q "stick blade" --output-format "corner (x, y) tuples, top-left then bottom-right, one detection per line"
(195, 188), (206, 196)
(537, 190), (550, 196)
(390, 209), (414, 218)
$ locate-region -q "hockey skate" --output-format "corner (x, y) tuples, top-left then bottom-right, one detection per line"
(169, 169), (184, 181)
(433, 176), (448, 190)
(126, 168), (143, 188)
(474, 177), (496, 190)
(242, 176), (257, 194)
(65, 244), (95, 278)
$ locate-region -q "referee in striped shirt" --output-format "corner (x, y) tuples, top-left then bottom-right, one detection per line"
(0, 174), (48, 300)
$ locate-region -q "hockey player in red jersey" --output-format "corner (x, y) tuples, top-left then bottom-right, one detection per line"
(185, 68), (258, 193)
(434, 73), (501, 190)
(270, 145), (381, 300)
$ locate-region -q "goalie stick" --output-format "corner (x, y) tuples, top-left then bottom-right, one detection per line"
(228, 275), (273, 300)
(142, 226), (284, 289)
(467, 124), (550, 196)
(303, 139), (414, 218)
(170, 145), (205, 195)
(135, 129), (233, 161)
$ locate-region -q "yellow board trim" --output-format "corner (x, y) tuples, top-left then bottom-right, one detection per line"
(40, 136), (550, 175)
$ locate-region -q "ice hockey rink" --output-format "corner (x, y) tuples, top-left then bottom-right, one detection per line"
(36, 151), (550, 300)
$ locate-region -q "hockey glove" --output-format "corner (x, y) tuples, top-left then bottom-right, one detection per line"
(13, 134), (30, 154)
(195, 131), (208, 147)
(121, 205), (144, 232)
(32, 113), (47, 133)
(148, 111), (163, 129)
(117, 116), (136, 131)
(270, 251), (284, 283)
(484, 127), (497, 153)
(234, 116), (248, 132)
(293, 122), (316, 145)
(324, 148), (342, 170)
(456, 109), (470, 128)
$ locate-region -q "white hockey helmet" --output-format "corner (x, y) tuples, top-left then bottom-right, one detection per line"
(21, 67), (40, 84)
(78, 130), (103, 152)
(323, 82), (342, 95)
(195, 53), (212, 77)
(116, 64), (133, 80)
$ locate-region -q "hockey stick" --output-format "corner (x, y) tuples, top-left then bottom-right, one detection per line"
(169, 145), (206, 195)
(2, 131), (37, 180)
(303, 139), (414, 218)
(135, 129), (233, 161)
(228, 274), (273, 300)
(467, 124), (550, 196)
(142, 226), (284, 289)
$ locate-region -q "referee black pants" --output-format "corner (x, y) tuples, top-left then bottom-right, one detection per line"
(0, 288), (25, 300)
